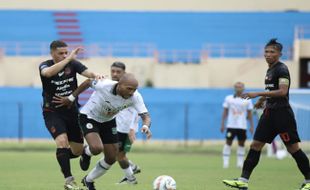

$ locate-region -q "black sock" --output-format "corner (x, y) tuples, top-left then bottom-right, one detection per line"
(56, 148), (72, 178)
(292, 149), (310, 180)
(241, 149), (261, 180)
(69, 149), (79, 159)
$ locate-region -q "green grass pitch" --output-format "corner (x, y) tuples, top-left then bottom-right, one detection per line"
(0, 141), (305, 190)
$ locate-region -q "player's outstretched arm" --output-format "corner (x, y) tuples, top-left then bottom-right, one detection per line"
(242, 84), (288, 99)
(41, 47), (82, 78)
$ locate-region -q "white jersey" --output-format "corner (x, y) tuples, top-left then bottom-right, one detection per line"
(116, 107), (139, 133)
(223, 95), (253, 130)
(80, 79), (148, 123)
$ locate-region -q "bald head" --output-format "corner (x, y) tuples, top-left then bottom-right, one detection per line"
(117, 73), (139, 99)
(119, 73), (139, 87)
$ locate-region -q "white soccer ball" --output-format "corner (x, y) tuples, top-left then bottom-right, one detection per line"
(276, 149), (288, 160)
(153, 175), (177, 190)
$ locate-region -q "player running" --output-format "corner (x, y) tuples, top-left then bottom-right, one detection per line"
(220, 82), (254, 169)
(222, 39), (310, 190)
(53, 73), (152, 190)
(109, 62), (142, 184)
(39, 40), (100, 190)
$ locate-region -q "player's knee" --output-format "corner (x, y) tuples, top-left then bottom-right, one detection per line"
(71, 147), (83, 156)
(89, 145), (103, 155)
(250, 141), (264, 151)
(285, 143), (300, 154)
(55, 136), (69, 148)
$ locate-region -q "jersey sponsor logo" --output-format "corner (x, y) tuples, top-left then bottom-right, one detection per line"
(86, 123), (93, 129)
(265, 84), (275, 88)
(51, 77), (74, 86)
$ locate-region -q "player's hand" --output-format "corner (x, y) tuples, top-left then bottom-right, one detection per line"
(141, 125), (152, 140)
(254, 98), (265, 109)
(52, 95), (73, 108)
(241, 92), (259, 99)
(68, 47), (83, 60)
(220, 125), (225, 133)
(128, 129), (136, 144)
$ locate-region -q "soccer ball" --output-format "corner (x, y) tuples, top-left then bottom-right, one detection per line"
(153, 175), (177, 190)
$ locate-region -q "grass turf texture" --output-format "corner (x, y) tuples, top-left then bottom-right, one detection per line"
(0, 141), (305, 190)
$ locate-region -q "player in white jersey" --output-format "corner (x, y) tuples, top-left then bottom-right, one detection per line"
(53, 73), (152, 190)
(109, 62), (142, 184)
(220, 82), (254, 168)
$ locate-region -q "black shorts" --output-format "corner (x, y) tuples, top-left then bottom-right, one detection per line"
(226, 128), (247, 141)
(117, 132), (132, 153)
(254, 107), (300, 145)
(43, 111), (83, 143)
(79, 114), (118, 144)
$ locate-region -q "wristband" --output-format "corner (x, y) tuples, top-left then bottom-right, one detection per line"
(68, 94), (76, 102)
(142, 125), (149, 129)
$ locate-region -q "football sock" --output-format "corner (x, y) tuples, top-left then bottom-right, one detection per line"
(129, 160), (136, 169)
(86, 157), (111, 182)
(237, 146), (245, 167)
(292, 149), (310, 180)
(241, 149), (261, 180)
(56, 148), (72, 178)
(223, 144), (231, 168)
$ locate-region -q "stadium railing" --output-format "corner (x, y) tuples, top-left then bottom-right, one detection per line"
(0, 41), (294, 64)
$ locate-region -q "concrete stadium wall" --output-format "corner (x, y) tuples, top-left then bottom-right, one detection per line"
(0, 56), (299, 88)
(1, 0), (310, 11)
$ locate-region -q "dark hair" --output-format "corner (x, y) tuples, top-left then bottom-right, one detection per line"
(265, 38), (283, 52)
(111, 61), (126, 71)
(50, 40), (68, 50)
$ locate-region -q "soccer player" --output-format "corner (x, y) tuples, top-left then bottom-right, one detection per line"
(39, 40), (100, 190)
(109, 62), (142, 183)
(220, 82), (254, 169)
(222, 39), (310, 190)
(53, 73), (152, 190)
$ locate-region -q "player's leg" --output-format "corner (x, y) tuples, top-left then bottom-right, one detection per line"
(82, 119), (118, 190)
(78, 114), (104, 171)
(277, 108), (310, 189)
(223, 109), (276, 189)
(117, 132), (136, 184)
(43, 111), (82, 190)
(66, 111), (84, 159)
(236, 129), (247, 168)
(223, 128), (234, 168)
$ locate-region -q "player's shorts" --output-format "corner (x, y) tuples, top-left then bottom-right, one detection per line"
(117, 132), (132, 153)
(254, 107), (300, 145)
(79, 113), (118, 144)
(43, 110), (83, 143)
(225, 128), (247, 141)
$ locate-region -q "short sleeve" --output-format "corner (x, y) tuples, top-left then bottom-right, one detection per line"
(39, 61), (49, 74)
(90, 79), (105, 90)
(277, 66), (290, 80)
(223, 96), (229, 108)
(133, 92), (148, 114)
(247, 99), (254, 110)
(72, 60), (87, 74)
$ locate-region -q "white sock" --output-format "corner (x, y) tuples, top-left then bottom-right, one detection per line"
(86, 157), (111, 182)
(237, 146), (245, 167)
(85, 146), (93, 156)
(123, 166), (134, 180)
(128, 160), (137, 169)
(223, 144), (231, 168)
